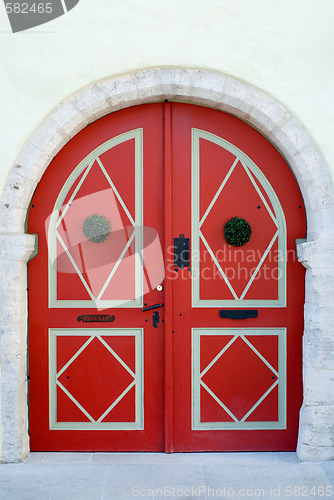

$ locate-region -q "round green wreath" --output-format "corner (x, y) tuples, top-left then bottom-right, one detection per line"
(82, 214), (111, 243)
(224, 217), (252, 247)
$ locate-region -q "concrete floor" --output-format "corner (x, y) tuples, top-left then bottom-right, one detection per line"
(0, 452), (334, 499)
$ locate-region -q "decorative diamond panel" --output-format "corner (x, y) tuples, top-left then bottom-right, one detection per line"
(200, 160), (278, 300)
(49, 329), (143, 430)
(192, 328), (286, 430)
(48, 130), (144, 308)
(192, 129), (286, 307)
(201, 336), (276, 421)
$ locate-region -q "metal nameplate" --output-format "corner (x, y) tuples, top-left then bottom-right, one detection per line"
(77, 314), (115, 323)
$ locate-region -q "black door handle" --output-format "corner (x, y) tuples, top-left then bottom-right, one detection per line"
(142, 303), (163, 312)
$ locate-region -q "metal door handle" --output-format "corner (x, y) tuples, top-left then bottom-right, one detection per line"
(142, 303), (163, 312)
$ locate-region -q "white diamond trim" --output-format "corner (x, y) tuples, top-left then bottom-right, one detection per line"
(55, 334), (136, 423)
(241, 161), (278, 226)
(96, 157), (135, 227)
(192, 128), (287, 308)
(200, 380), (239, 422)
(192, 328), (286, 431)
(97, 380), (136, 423)
(199, 157), (239, 228)
(49, 329), (144, 430)
(200, 334), (278, 423)
(239, 230), (279, 300)
(240, 379), (279, 422)
(56, 160), (95, 229)
(200, 335), (238, 378)
(56, 380), (96, 422)
(199, 229), (239, 300)
(97, 335), (136, 378)
(56, 335), (95, 378)
(96, 229), (136, 300)
(240, 335), (279, 377)
(48, 129), (144, 308)
(56, 231), (96, 300)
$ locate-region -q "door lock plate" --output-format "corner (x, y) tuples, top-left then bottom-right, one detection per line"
(174, 235), (190, 268)
(152, 310), (160, 328)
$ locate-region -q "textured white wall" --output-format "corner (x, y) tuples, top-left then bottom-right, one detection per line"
(0, 0), (333, 195)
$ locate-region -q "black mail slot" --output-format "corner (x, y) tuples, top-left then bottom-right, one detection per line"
(219, 310), (258, 319)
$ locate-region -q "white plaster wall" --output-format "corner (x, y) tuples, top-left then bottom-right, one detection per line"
(0, 0), (333, 462)
(0, 0), (333, 195)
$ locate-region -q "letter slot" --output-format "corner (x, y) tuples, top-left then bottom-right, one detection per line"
(219, 310), (258, 320)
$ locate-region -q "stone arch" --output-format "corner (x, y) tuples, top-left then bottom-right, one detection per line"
(1, 68), (333, 462)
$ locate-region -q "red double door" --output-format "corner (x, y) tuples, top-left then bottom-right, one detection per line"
(28, 103), (306, 452)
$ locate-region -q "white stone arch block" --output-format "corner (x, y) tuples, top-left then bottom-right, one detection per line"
(0, 68), (333, 462)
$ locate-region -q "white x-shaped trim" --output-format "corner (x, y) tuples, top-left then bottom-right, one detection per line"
(56, 335), (135, 423)
(200, 335), (279, 422)
(55, 156), (136, 302)
(199, 156), (279, 300)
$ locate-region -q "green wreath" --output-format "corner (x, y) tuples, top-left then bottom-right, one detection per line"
(224, 217), (252, 247)
(82, 214), (111, 243)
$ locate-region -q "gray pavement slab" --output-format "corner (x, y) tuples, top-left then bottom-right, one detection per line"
(0, 452), (333, 499)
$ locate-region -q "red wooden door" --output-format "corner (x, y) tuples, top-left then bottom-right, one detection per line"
(28, 104), (166, 451)
(28, 103), (306, 452)
(169, 104), (306, 451)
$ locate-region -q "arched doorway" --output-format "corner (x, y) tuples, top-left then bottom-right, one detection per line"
(28, 102), (305, 452)
(0, 69), (332, 462)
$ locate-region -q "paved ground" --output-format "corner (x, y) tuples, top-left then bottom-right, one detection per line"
(0, 452), (334, 499)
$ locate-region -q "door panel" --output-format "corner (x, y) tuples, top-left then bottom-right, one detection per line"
(28, 102), (306, 452)
(192, 328), (286, 429)
(170, 103), (305, 451)
(29, 104), (165, 451)
(50, 329), (143, 430)
(50, 129), (144, 308)
(192, 128), (285, 306)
